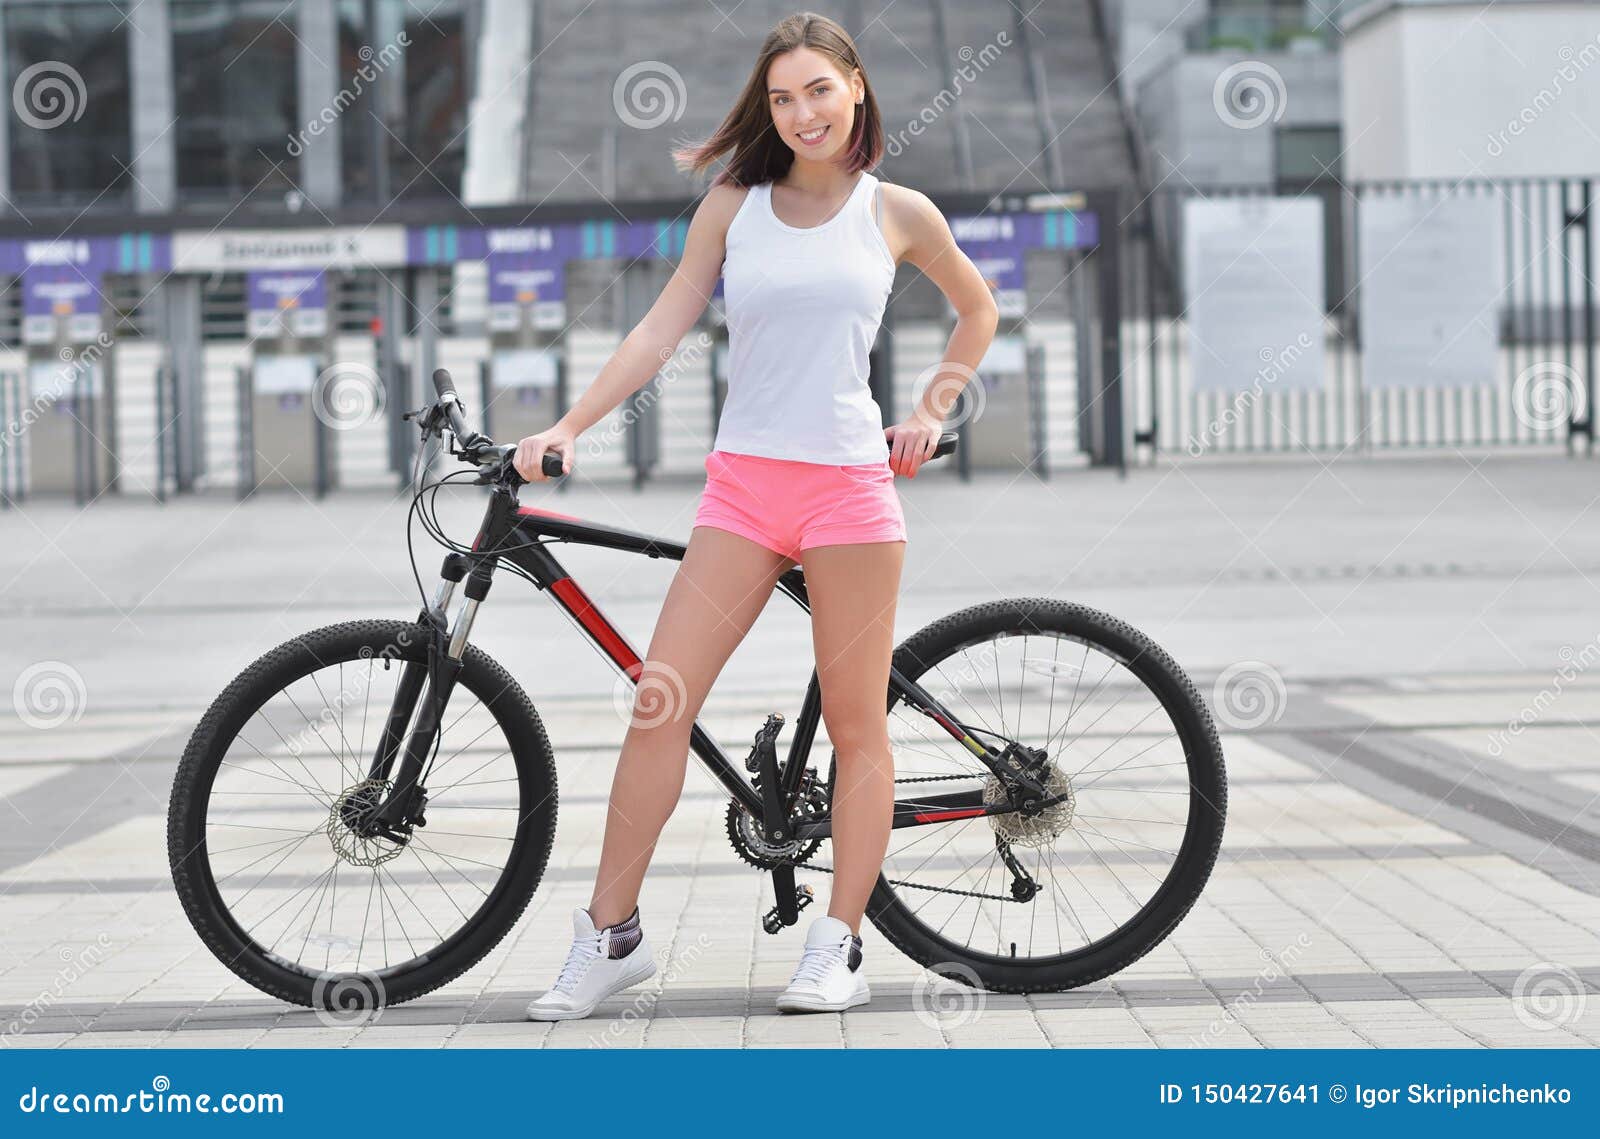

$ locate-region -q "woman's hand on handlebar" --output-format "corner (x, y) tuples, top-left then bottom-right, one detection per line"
(513, 426), (575, 482)
(886, 414), (944, 478)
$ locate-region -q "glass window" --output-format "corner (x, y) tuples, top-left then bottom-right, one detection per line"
(336, 1), (379, 203)
(1275, 126), (1341, 185)
(171, 0), (299, 204)
(5, 1), (132, 208)
(394, 0), (467, 200)
(337, 0), (469, 203)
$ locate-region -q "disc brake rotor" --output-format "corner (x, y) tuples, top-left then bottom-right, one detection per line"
(328, 779), (407, 867)
(983, 765), (1075, 848)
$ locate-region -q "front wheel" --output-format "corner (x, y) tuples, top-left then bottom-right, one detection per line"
(168, 619), (558, 1010)
(833, 598), (1226, 993)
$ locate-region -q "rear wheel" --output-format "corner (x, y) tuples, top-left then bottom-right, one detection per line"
(168, 619), (557, 1010)
(831, 598), (1226, 993)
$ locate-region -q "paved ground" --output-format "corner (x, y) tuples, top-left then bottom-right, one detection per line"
(2, 450), (1599, 1048)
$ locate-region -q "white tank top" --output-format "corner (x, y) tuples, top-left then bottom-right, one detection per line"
(715, 171), (895, 464)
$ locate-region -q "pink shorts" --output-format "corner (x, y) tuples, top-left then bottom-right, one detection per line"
(692, 449), (907, 561)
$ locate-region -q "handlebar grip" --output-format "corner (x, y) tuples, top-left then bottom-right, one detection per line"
(432, 368), (457, 401)
(541, 453), (565, 478)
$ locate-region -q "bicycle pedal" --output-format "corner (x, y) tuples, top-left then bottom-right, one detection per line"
(760, 884), (814, 935)
(744, 711), (785, 773)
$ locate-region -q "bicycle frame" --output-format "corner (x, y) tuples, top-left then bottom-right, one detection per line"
(368, 478), (1046, 842)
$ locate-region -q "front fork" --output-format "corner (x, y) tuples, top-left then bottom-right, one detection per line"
(365, 552), (494, 833)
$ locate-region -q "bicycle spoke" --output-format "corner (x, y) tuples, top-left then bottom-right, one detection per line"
(868, 624), (1202, 966)
(196, 639), (532, 985)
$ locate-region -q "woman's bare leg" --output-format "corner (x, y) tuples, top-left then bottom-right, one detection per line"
(796, 539), (906, 935)
(587, 526), (795, 928)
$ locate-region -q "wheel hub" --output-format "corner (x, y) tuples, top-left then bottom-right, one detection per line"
(328, 779), (407, 867)
(984, 765), (1075, 847)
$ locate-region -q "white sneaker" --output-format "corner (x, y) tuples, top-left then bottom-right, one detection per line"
(525, 908), (657, 1021)
(775, 915), (870, 1013)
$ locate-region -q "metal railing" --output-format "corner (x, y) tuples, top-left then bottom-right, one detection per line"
(1119, 177), (1598, 458)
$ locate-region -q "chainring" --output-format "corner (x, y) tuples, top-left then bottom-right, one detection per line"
(725, 775), (828, 870)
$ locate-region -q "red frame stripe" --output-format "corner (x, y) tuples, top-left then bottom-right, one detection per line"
(912, 807), (989, 824)
(517, 505), (585, 523)
(549, 577), (642, 674)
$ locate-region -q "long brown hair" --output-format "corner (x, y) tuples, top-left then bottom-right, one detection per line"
(672, 11), (883, 188)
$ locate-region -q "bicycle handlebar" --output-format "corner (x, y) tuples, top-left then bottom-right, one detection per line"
(428, 367), (957, 484)
(432, 368), (564, 480)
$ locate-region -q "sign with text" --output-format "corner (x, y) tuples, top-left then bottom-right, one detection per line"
(174, 226), (407, 271)
(1182, 197), (1325, 393)
(21, 264), (104, 344)
(247, 270), (328, 338)
(1358, 195), (1501, 390)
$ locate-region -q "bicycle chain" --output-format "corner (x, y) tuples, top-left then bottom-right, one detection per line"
(775, 772), (1018, 903)
(889, 773), (980, 784)
(787, 858), (1019, 903)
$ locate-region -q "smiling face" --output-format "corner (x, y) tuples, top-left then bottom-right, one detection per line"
(765, 46), (861, 164)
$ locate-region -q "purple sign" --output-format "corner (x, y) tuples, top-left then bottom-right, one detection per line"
(246, 270), (327, 337)
(247, 270), (325, 313)
(485, 227), (577, 330)
(947, 211), (1096, 317)
(22, 263), (103, 317)
(486, 227), (573, 306)
(0, 233), (171, 277)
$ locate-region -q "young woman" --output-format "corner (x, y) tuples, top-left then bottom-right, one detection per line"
(514, 11), (998, 1019)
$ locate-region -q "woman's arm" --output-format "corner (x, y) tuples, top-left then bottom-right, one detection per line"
(513, 182), (746, 480)
(882, 185), (1001, 477)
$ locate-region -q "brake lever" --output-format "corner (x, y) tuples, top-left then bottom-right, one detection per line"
(474, 448), (565, 487)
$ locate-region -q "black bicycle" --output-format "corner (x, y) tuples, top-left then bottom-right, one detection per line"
(167, 368), (1226, 1012)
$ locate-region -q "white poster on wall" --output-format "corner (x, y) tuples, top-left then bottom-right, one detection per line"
(1182, 197), (1325, 393)
(494, 348), (559, 389)
(979, 334), (1028, 374)
(28, 359), (100, 400)
(254, 354), (318, 395)
(1358, 195), (1501, 390)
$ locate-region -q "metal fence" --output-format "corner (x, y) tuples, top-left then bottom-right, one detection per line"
(1117, 177), (1598, 458)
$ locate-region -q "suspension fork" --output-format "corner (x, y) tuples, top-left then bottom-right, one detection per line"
(368, 553), (496, 829)
(365, 553), (466, 785)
